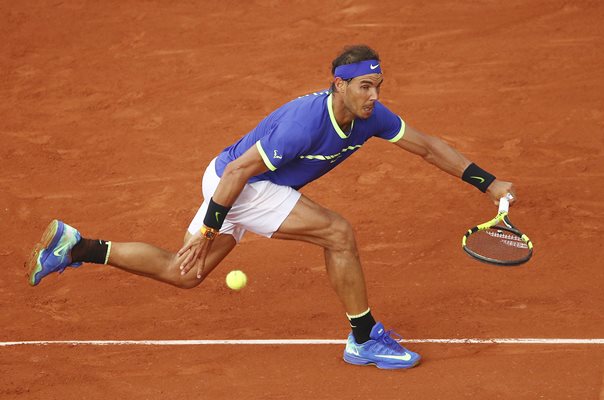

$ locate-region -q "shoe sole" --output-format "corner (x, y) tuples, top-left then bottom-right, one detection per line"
(27, 220), (61, 286)
(343, 354), (421, 370)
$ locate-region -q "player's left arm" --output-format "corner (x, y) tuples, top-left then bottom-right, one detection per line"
(394, 124), (515, 204)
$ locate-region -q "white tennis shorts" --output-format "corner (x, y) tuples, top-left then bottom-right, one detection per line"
(187, 158), (301, 243)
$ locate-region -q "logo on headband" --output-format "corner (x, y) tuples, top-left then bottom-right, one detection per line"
(334, 60), (382, 80)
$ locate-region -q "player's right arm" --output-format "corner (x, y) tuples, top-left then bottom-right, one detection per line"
(177, 146), (269, 278)
(395, 124), (471, 177)
(395, 124), (514, 204)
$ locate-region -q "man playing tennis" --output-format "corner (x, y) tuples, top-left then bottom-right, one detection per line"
(28, 45), (514, 370)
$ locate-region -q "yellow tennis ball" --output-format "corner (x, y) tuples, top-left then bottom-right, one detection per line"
(226, 270), (247, 291)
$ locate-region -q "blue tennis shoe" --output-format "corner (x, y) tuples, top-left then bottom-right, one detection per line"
(28, 220), (82, 286)
(343, 322), (421, 369)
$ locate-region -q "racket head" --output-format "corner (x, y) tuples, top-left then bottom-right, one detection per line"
(462, 214), (533, 266)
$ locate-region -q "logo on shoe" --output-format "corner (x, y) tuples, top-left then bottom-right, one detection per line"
(345, 344), (360, 356)
(375, 353), (413, 361)
(53, 241), (72, 257)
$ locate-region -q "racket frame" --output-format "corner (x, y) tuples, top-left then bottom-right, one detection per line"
(462, 196), (533, 266)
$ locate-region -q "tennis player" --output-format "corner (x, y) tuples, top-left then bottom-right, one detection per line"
(28, 45), (515, 369)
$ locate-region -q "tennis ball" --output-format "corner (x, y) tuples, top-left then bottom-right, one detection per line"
(226, 270), (247, 291)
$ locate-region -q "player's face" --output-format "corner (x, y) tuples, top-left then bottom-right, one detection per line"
(343, 73), (383, 119)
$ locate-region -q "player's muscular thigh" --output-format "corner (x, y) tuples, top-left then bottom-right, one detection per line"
(274, 195), (357, 251)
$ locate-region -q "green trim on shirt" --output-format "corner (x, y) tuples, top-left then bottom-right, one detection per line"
(255, 141), (277, 171)
(388, 117), (406, 142)
(327, 93), (354, 139)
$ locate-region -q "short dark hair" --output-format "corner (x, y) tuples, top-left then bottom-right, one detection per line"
(330, 45), (380, 92)
(331, 45), (380, 75)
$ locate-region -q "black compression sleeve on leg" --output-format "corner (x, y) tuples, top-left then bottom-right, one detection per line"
(348, 309), (376, 344)
(71, 238), (109, 264)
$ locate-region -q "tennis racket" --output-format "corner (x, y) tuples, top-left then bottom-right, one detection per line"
(462, 194), (533, 266)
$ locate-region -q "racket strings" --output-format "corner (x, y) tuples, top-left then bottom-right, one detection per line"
(465, 226), (530, 262)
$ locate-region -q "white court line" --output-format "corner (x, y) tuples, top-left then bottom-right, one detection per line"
(1, 338), (603, 347)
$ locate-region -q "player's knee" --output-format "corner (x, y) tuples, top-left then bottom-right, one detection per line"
(176, 275), (204, 289)
(172, 270), (205, 289)
(167, 256), (205, 289)
(326, 215), (357, 253)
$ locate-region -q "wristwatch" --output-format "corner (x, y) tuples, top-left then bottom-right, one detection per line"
(200, 225), (219, 241)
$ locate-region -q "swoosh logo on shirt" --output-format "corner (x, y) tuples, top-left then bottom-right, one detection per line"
(470, 176), (485, 183)
(370, 64), (379, 70)
(375, 353), (413, 361)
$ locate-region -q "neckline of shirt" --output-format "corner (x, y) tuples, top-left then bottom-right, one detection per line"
(327, 93), (354, 139)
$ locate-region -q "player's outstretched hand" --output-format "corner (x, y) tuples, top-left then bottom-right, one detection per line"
(486, 179), (516, 206)
(177, 231), (213, 279)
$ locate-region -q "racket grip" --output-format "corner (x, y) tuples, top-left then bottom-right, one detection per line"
(498, 196), (510, 213)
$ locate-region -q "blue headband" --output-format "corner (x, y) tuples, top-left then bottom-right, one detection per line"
(334, 60), (382, 79)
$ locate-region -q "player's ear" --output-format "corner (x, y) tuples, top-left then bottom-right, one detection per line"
(334, 77), (347, 94)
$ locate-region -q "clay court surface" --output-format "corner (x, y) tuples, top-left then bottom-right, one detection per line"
(1, 1), (603, 398)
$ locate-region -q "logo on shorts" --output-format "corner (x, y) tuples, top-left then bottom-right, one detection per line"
(273, 150), (282, 159)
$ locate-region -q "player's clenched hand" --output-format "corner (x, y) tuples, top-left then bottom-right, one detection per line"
(177, 231), (213, 278)
(487, 179), (516, 206)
